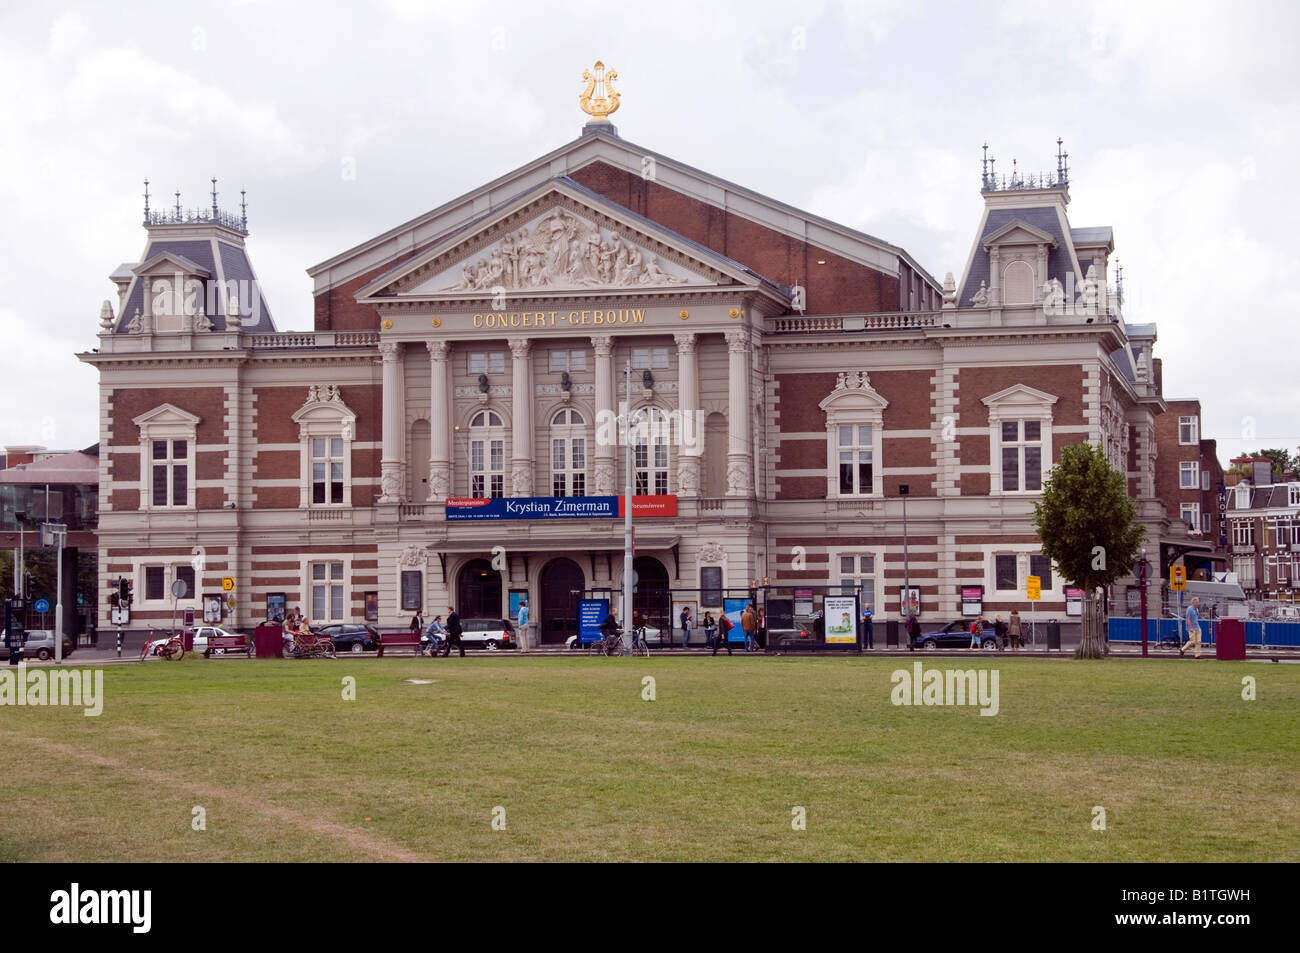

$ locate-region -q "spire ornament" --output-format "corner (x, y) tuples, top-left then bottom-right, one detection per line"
(579, 60), (620, 121)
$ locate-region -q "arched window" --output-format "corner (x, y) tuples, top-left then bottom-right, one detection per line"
(550, 408), (587, 497)
(1001, 260), (1035, 305)
(633, 406), (670, 496)
(469, 410), (505, 498)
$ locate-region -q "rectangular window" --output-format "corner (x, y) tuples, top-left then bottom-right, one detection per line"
(549, 350), (588, 372)
(837, 425), (874, 495)
(468, 352), (505, 375)
(1233, 520), (1255, 547)
(311, 436), (345, 505)
(145, 566), (165, 601)
(149, 438), (189, 507)
(634, 430), (668, 496)
(631, 347), (669, 369)
(835, 552), (878, 613)
(1290, 485), (1300, 507)
(995, 555), (1018, 591)
(1178, 416), (1199, 445)
(1181, 503), (1200, 532)
(1234, 556), (1256, 588)
(1000, 420), (1043, 492)
(1029, 555), (1053, 591)
(1201, 512), (1211, 535)
(310, 561), (345, 624)
(1180, 462), (1198, 489)
(175, 565), (195, 599)
(400, 570), (422, 612)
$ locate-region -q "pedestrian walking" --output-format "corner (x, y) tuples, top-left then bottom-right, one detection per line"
(702, 611), (715, 648)
(741, 603), (757, 652)
(441, 606), (464, 657)
(969, 618), (982, 649)
(410, 609), (424, 640)
(679, 605), (692, 648)
(994, 614), (1007, 651)
(1181, 597), (1203, 658)
(905, 612), (920, 651)
(757, 607), (767, 650)
(862, 603), (875, 649)
(712, 612), (734, 655)
(1008, 609), (1022, 652)
(516, 596), (531, 654)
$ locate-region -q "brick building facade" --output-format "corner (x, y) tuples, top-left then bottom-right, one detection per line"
(79, 119), (1217, 640)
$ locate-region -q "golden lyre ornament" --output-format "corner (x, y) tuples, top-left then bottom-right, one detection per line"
(579, 61), (620, 121)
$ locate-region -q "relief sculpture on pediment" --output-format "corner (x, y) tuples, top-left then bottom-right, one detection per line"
(441, 207), (691, 293)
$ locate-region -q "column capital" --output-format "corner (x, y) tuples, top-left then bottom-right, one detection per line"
(590, 334), (615, 357)
(426, 340), (450, 360)
(673, 332), (697, 353)
(724, 328), (750, 352)
(379, 340), (400, 361)
(508, 337), (532, 359)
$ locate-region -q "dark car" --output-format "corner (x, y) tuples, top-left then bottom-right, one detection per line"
(315, 623), (380, 653)
(909, 618), (1000, 651)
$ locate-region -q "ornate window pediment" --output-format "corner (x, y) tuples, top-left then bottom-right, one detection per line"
(292, 385), (357, 508)
(983, 384), (1057, 495)
(133, 404), (199, 510)
(820, 371), (888, 499)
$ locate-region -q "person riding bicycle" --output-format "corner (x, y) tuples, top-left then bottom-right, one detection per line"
(600, 607), (623, 652)
(631, 609), (646, 649)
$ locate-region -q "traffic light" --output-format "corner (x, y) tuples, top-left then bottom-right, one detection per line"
(119, 577), (129, 605)
(23, 571), (33, 600)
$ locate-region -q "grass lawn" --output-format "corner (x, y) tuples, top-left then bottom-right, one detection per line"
(1, 655), (1297, 862)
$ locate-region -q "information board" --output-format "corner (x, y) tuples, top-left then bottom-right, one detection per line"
(578, 599), (608, 644)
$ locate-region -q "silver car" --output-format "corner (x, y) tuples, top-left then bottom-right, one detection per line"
(14, 629), (76, 661)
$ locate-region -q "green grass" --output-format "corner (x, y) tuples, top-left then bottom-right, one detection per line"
(1, 656), (1297, 861)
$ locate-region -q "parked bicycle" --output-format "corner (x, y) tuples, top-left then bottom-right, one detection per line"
(141, 629), (184, 661)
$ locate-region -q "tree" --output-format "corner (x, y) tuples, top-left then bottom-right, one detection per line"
(1033, 442), (1146, 659)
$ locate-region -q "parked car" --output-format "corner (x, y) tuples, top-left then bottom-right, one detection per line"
(7, 629), (75, 661)
(189, 625), (240, 654)
(459, 618), (516, 650)
(909, 618), (999, 650)
(315, 623), (381, 653)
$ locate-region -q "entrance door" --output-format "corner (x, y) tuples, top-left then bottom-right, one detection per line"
(538, 557), (585, 645)
(633, 556), (671, 633)
(457, 558), (502, 619)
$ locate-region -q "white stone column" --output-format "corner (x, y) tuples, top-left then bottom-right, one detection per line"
(509, 337), (534, 496)
(427, 340), (451, 500)
(725, 329), (752, 496)
(591, 334), (615, 495)
(674, 332), (700, 498)
(378, 340), (403, 502)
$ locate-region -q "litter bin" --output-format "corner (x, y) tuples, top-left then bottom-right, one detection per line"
(254, 622), (284, 659)
(1047, 619), (1061, 651)
(182, 628), (195, 652)
(1215, 618), (1245, 661)
(886, 619), (899, 647)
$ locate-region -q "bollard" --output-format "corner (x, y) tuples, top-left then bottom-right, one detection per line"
(117, 629), (122, 657)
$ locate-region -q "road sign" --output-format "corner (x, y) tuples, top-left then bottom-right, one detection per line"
(171, 579), (188, 599)
(222, 577), (235, 591)
(1170, 566), (1186, 591)
(33, 598), (50, 614)
(1026, 575), (1042, 601)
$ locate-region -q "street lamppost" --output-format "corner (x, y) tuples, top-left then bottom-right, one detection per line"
(1138, 546), (1149, 658)
(899, 485), (911, 620)
(14, 510), (26, 598)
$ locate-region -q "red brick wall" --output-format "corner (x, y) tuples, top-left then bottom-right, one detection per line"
(570, 162), (906, 315)
(956, 365), (1085, 429)
(314, 245), (435, 331)
(110, 387), (227, 445)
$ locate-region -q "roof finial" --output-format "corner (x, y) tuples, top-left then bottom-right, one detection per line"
(174, 188), (182, 217)
(143, 178), (151, 222)
(211, 176), (219, 219)
(982, 142), (989, 188)
(1115, 259), (1124, 304)
(1056, 137), (1064, 182)
(240, 189), (247, 231)
(579, 60), (620, 122)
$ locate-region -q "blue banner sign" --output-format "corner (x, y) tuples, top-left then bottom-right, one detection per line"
(445, 496), (619, 520)
(578, 599), (609, 644)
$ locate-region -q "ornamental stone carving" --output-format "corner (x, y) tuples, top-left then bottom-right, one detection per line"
(725, 329), (749, 352)
(511, 462), (534, 496)
(593, 460), (616, 495)
(699, 541), (726, 563)
(380, 467), (402, 502)
(379, 340), (399, 361)
(427, 340), (450, 360)
(590, 334), (614, 357)
(440, 207), (691, 292)
(834, 370), (873, 392)
(401, 546), (426, 568)
(428, 464), (450, 500)
(726, 459), (751, 493)
(972, 280), (988, 307)
(673, 332), (697, 353)
(677, 456), (700, 495)
(508, 337), (532, 359)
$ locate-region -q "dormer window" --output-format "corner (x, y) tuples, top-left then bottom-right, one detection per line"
(1236, 485), (1251, 509)
(130, 251), (211, 333)
(1289, 484), (1300, 508)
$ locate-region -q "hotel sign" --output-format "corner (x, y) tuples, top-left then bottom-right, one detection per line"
(445, 495), (677, 520)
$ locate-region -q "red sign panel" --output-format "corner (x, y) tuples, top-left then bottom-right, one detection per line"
(617, 495), (679, 518)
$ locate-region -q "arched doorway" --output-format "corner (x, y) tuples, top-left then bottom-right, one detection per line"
(538, 557), (585, 645)
(633, 555), (670, 632)
(457, 558), (502, 619)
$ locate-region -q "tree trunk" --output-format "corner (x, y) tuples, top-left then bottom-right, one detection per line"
(1075, 588), (1107, 659)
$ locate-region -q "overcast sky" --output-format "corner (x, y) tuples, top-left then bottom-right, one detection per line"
(2, 0), (1296, 466)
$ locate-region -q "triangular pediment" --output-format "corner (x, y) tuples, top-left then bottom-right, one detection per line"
(133, 251), (211, 279)
(982, 219), (1058, 250)
(981, 383), (1059, 409)
(132, 403), (202, 428)
(357, 178), (784, 303)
